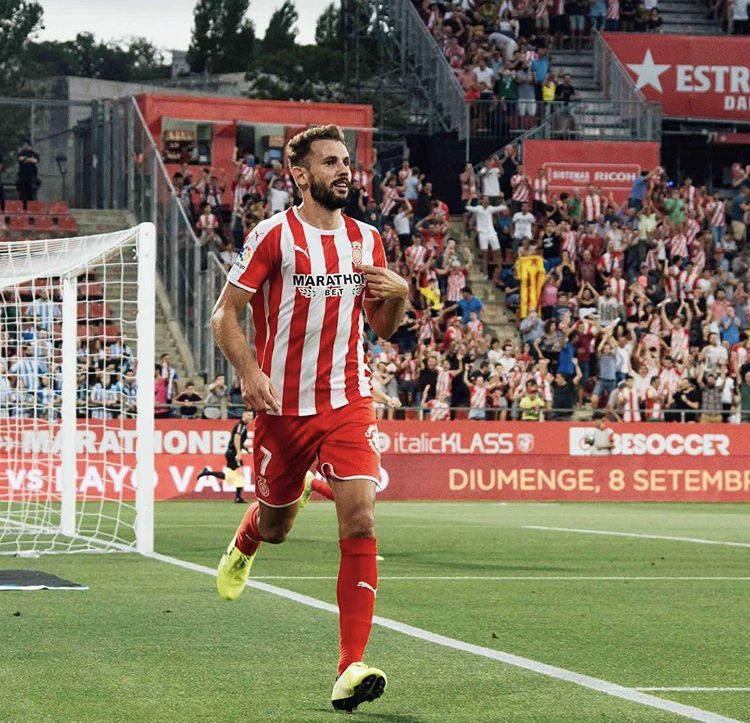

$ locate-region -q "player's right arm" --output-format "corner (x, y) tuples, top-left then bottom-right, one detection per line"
(211, 284), (280, 414)
(211, 222), (282, 414)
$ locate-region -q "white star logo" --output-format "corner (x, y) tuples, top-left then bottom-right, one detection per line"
(626, 49), (671, 93)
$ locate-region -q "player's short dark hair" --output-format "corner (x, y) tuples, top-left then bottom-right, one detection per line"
(286, 125), (346, 171)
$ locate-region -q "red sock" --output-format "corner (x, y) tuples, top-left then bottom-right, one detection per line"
(235, 502), (263, 556)
(337, 537), (378, 675)
(312, 478), (335, 501)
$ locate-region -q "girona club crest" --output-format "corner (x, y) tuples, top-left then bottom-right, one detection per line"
(515, 433), (535, 454)
(364, 424), (381, 456)
(351, 241), (363, 265)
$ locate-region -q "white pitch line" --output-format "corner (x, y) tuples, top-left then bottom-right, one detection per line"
(145, 550), (742, 723)
(248, 575), (750, 581)
(636, 688), (750, 693)
(524, 526), (750, 549)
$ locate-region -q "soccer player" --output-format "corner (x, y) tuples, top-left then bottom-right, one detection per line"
(196, 410), (254, 503)
(210, 125), (408, 713)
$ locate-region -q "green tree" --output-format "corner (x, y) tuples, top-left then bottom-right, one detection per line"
(262, 0), (298, 55)
(315, 2), (341, 48)
(187, 0), (255, 74)
(0, 0), (44, 90)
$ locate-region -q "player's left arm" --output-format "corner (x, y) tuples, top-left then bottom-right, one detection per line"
(359, 231), (408, 339)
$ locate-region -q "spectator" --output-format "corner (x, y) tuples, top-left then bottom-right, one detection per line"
(203, 374), (228, 419)
(519, 380), (547, 420)
(175, 381), (202, 419)
(16, 139), (39, 207)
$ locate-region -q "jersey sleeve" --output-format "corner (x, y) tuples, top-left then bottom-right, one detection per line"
(227, 223), (281, 293)
(371, 228), (387, 269)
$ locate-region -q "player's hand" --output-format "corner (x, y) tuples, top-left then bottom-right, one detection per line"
(241, 370), (281, 414)
(356, 264), (408, 301)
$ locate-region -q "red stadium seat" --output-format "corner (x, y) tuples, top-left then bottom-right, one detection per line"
(27, 201), (46, 214)
(8, 215), (30, 231)
(78, 282), (104, 300)
(48, 201), (69, 215)
(33, 216), (55, 232)
(77, 301), (110, 322)
(103, 323), (121, 341)
(4, 200), (24, 214)
(56, 216), (79, 233)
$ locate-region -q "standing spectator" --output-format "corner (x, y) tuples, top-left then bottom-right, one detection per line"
(268, 178), (291, 215)
(512, 201), (536, 252)
(160, 353), (179, 404)
(16, 139), (39, 207)
(567, 0), (587, 49)
(456, 286), (484, 324)
(465, 196), (505, 277)
(479, 158), (502, 205)
(620, 0), (636, 28)
(733, 0), (750, 33)
(519, 380), (547, 420)
(203, 374), (228, 419)
(590, 0), (607, 30)
(552, 361), (582, 419)
(516, 64), (538, 123)
(176, 381), (202, 419)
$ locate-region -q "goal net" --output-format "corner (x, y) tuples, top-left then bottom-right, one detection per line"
(0, 223), (155, 555)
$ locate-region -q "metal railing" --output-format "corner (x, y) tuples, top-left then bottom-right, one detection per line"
(381, 0), (468, 140)
(592, 31), (661, 141)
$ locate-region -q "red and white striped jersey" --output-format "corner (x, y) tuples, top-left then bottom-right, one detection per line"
(467, 318), (484, 337)
(685, 218), (700, 245)
(678, 269), (698, 298)
(196, 212), (218, 231)
(532, 177), (549, 204)
(584, 194), (602, 222)
(659, 367), (682, 396)
(691, 243), (706, 272)
(683, 184), (696, 210)
(644, 386), (663, 420)
(607, 0), (620, 19)
(598, 251), (622, 275)
(619, 387), (641, 422)
(400, 357), (419, 381)
(228, 207), (386, 416)
(562, 230), (578, 260)
(436, 369), (454, 398)
(607, 277), (626, 304)
(669, 233), (688, 260)
(381, 186), (401, 216)
(446, 268), (467, 302)
(353, 169), (371, 196)
(708, 200), (726, 228)
(511, 174), (531, 202)
(669, 327), (689, 361)
(664, 272), (679, 297)
(535, 0), (550, 18)
(425, 399), (450, 421)
(406, 243), (428, 271)
(469, 384), (489, 409)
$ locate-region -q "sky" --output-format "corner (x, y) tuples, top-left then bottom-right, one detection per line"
(36, 0), (332, 51)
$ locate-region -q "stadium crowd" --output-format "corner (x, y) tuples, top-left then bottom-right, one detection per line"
(3, 150), (750, 423)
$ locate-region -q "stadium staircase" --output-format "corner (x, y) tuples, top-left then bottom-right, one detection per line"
(71, 208), (198, 384)
(658, 0), (722, 33)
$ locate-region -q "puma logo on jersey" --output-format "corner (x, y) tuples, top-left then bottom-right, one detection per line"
(357, 581), (377, 596)
(293, 245), (310, 259)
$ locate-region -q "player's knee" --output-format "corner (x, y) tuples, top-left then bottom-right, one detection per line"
(340, 509), (375, 539)
(258, 521), (289, 544)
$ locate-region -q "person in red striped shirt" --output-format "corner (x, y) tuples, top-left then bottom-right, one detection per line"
(211, 125), (408, 713)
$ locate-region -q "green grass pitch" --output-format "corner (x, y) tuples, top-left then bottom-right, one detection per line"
(2, 501), (750, 722)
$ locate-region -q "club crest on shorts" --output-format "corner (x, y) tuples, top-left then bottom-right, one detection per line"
(351, 241), (363, 265)
(255, 475), (270, 498)
(365, 424), (381, 455)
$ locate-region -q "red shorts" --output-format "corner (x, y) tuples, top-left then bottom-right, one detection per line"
(252, 398), (381, 508)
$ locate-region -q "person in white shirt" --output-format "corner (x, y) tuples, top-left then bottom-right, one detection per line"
(511, 201), (536, 251)
(479, 158), (502, 203)
(268, 178), (291, 215)
(465, 195), (506, 275)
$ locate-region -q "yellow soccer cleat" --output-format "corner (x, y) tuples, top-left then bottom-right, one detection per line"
(331, 662), (387, 712)
(297, 470), (316, 510)
(216, 541), (255, 601)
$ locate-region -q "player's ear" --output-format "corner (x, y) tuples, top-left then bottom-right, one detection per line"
(291, 164), (308, 192)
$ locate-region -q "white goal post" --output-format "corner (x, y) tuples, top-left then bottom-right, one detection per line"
(0, 223), (155, 555)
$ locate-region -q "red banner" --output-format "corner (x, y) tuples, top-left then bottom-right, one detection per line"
(602, 33), (750, 121)
(2, 420), (750, 502)
(522, 140), (660, 203)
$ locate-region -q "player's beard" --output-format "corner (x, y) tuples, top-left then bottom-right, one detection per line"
(309, 175), (349, 210)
